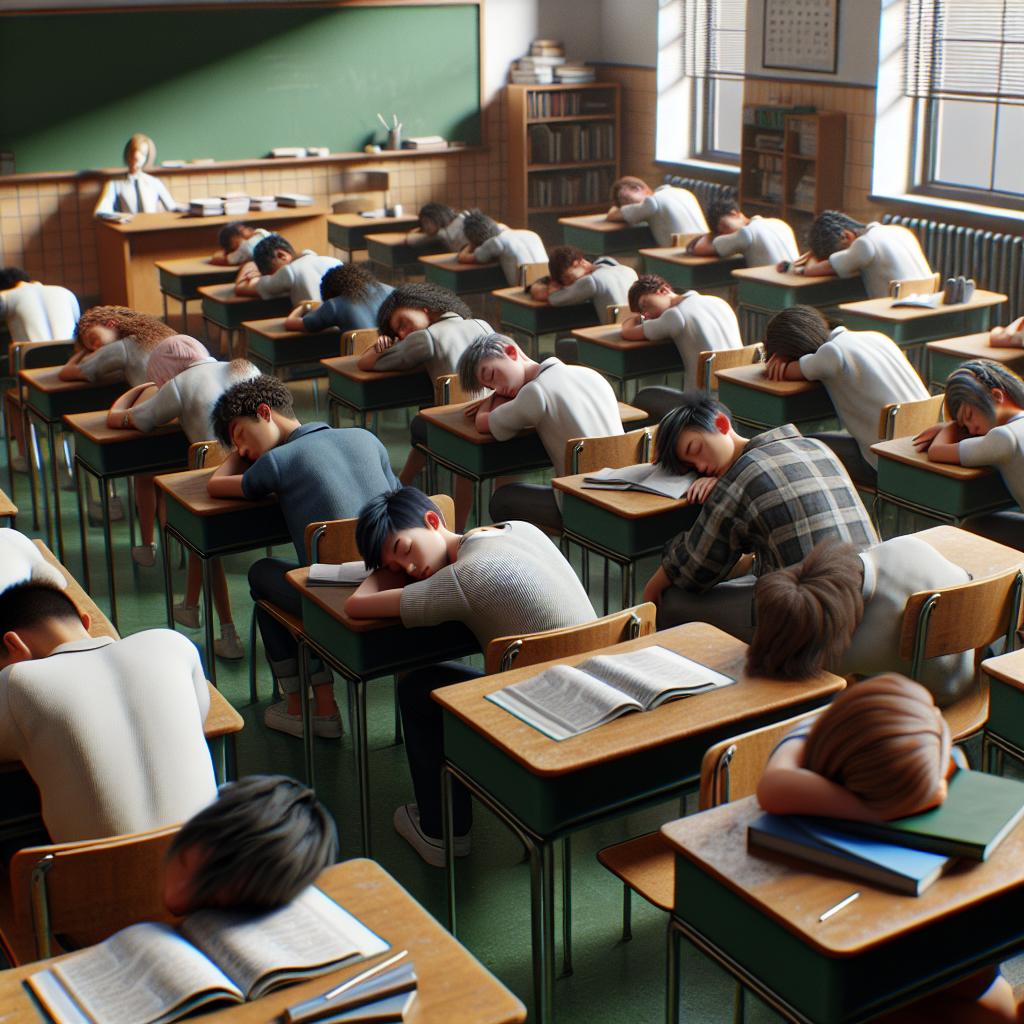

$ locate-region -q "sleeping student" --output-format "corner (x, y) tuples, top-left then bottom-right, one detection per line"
(686, 197), (798, 267)
(234, 234), (341, 304)
(59, 305), (177, 386)
(606, 176), (708, 246)
(282, 263), (393, 334)
(211, 222), (272, 266)
(405, 203), (470, 252)
(457, 210), (547, 286)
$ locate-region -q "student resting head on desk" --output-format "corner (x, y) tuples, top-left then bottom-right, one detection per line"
(457, 332), (623, 532)
(234, 233), (341, 305)
(0, 582), (216, 844)
(914, 359), (1024, 551)
(605, 176), (708, 248)
(163, 774), (337, 915)
(685, 196), (798, 267)
(282, 262), (394, 335)
(456, 210), (547, 287)
(59, 304), (178, 385)
(208, 374), (399, 739)
(93, 132), (185, 218)
(757, 674), (1019, 1024)
(345, 485), (597, 866)
(641, 392), (877, 640)
(405, 202), (469, 251)
(211, 221), (272, 267)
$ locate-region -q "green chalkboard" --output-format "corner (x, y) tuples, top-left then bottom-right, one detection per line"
(0, 4), (481, 174)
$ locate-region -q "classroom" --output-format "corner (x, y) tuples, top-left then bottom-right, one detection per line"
(3, 0), (1024, 1021)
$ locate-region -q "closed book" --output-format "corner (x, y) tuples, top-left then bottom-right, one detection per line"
(284, 962), (416, 1023)
(308, 562), (371, 587)
(277, 193), (314, 207)
(748, 814), (951, 896)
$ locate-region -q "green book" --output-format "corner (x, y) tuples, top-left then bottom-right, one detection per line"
(817, 769), (1024, 861)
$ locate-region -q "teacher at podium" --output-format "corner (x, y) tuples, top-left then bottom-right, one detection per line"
(94, 133), (185, 217)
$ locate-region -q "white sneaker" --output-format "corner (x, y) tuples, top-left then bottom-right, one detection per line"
(131, 543), (157, 567)
(215, 625), (244, 660)
(173, 602), (201, 629)
(392, 804), (470, 867)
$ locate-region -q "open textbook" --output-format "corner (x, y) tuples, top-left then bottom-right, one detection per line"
(28, 887), (388, 1024)
(487, 645), (735, 740)
(583, 462), (695, 499)
(308, 561), (372, 586)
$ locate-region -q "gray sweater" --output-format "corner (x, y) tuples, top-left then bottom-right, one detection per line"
(374, 312), (493, 384)
(548, 258), (638, 318)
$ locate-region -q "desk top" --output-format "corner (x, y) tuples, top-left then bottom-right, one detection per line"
(640, 246), (739, 269)
(715, 362), (824, 396)
(662, 796), (1024, 957)
(418, 252), (491, 273)
(363, 230), (415, 246)
(321, 354), (424, 383)
(433, 623), (845, 777)
(491, 286), (549, 309)
(197, 283), (266, 307)
(0, 859), (525, 1024)
(551, 472), (685, 519)
(0, 488), (16, 519)
(839, 290), (1007, 322)
(570, 323), (663, 351)
(242, 317), (340, 341)
(983, 648), (1024, 691)
(287, 567), (394, 634)
(154, 257), (238, 277)
(155, 468), (278, 518)
(926, 332), (1024, 364)
(557, 214), (632, 233)
(870, 435), (999, 481)
(64, 409), (182, 446)
(731, 265), (842, 289)
(19, 367), (104, 396)
(96, 207), (329, 236)
(915, 524), (1024, 579)
(328, 212), (419, 231)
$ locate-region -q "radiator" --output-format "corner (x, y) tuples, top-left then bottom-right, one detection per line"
(663, 174), (738, 219)
(882, 213), (1023, 322)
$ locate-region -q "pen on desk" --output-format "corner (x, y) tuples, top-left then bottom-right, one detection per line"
(819, 891), (860, 922)
(325, 949), (408, 1001)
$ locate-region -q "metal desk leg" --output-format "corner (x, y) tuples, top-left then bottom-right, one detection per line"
(560, 835), (573, 977)
(622, 560), (635, 610)
(159, 521), (175, 629)
(529, 839), (556, 1024)
(27, 416), (42, 532)
(74, 460), (90, 589)
(349, 675), (371, 856)
(442, 765), (458, 933)
(666, 920), (682, 1024)
(44, 420), (65, 563)
(299, 640), (315, 789)
(201, 555), (218, 686)
(96, 469), (119, 632)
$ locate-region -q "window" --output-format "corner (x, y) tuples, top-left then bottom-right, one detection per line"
(906, 0), (1024, 204)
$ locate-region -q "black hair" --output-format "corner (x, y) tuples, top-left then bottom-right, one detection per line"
(418, 202), (457, 233)
(809, 211), (865, 261)
(763, 305), (831, 360)
(945, 359), (1024, 423)
(166, 775), (338, 913)
(210, 375), (296, 447)
(252, 234), (296, 274)
(319, 263), (377, 303)
(627, 274), (671, 313)
(217, 222), (248, 251)
(457, 333), (516, 393)
(707, 196), (742, 233)
(375, 282), (472, 337)
(0, 582), (81, 637)
(653, 392), (729, 475)
(463, 210), (501, 247)
(355, 487), (444, 571)
(0, 267), (31, 291)
(548, 246), (585, 285)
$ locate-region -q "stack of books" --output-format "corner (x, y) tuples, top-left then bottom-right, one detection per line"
(276, 193), (314, 207)
(555, 61), (596, 83)
(249, 195), (278, 211)
(509, 38), (566, 84)
(401, 135), (448, 152)
(188, 197), (225, 217)
(221, 193), (250, 215)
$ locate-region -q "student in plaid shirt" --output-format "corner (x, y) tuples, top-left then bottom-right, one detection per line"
(642, 392), (877, 640)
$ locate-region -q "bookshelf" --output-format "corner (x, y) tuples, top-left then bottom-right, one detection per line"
(739, 109), (846, 237)
(507, 82), (621, 226)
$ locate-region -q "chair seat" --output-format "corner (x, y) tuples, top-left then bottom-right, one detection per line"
(596, 831), (674, 912)
(944, 676), (990, 743)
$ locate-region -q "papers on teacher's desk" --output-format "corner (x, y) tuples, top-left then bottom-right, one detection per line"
(582, 462), (695, 500)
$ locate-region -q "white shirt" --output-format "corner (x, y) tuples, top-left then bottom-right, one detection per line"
(618, 185), (708, 246)
(548, 258), (638, 318)
(0, 281), (79, 342)
(406, 212), (469, 252)
(960, 412), (1024, 508)
(0, 528), (67, 594)
(474, 229), (548, 286)
(0, 632), (216, 842)
(79, 337), (152, 388)
(226, 227), (272, 266)
(712, 216), (798, 267)
(94, 171), (182, 217)
(798, 326), (929, 468)
(829, 223), (932, 299)
(374, 312), (494, 386)
(255, 251), (342, 304)
(641, 292), (741, 389)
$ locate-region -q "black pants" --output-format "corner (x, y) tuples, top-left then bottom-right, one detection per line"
(808, 431), (878, 489)
(965, 509), (1024, 551)
(249, 557), (306, 691)
(398, 661), (483, 838)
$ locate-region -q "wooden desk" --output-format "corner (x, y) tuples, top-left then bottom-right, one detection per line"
(926, 332), (1024, 392)
(364, 230), (443, 279)
(983, 649), (1024, 773)
(154, 257), (237, 331)
(96, 207), (328, 316)
(156, 468), (289, 686)
(558, 214), (655, 256)
(197, 284), (291, 358)
(322, 355), (434, 427)
(731, 266), (867, 340)
(492, 286), (600, 357)
(570, 323), (683, 395)
(0, 487), (16, 525)
(326, 212), (419, 257)
(714, 362), (836, 435)
(662, 797), (1024, 1023)
(286, 567), (476, 856)
(434, 623), (846, 1024)
(0, 859), (525, 1024)
(871, 435), (1014, 526)
(242, 317), (341, 385)
(65, 410), (190, 633)
(419, 252), (509, 295)
(640, 247), (741, 293)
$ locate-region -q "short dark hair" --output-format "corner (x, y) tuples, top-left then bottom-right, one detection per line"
(252, 234), (296, 274)
(627, 274), (671, 313)
(211, 375), (296, 447)
(945, 359), (1024, 423)
(355, 487), (444, 571)
(548, 246), (585, 285)
(653, 392), (729, 475)
(217, 222), (247, 250)
(610, 175), (649, 205)
(319, 263), (376, 302)
(0, 266), (31, 291)
(808, 211), (865, 261)
(418, 202), (456, 232)
(166, 775), (337, 913)
(763, 305), (831, 360)
(463, 210), (501, 247)
(376, 282), (472, 337)
(457, 333), (515, 392)
(0, 582), (80, 637)
(707, 196), (741, 233)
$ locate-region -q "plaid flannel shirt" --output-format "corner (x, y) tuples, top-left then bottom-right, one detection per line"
(662, 425), (877, 591)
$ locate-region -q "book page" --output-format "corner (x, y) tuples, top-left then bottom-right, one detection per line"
(182, 886), (388, 1000)
(487, 663), (640, 740)
(632, 464), (695, 499)
(50, 922), (240, 1024)
(308, 561), (370, 585)
(580, 646), (734, 707)
(583, 463), (654, 485)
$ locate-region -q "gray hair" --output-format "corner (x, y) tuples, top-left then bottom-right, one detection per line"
(457, 332), (518, 392)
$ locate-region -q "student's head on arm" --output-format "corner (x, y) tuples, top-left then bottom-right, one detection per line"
(210, 374), (300, 464)
(457, 332), (533, 397)
(547, 246), (591, 287)
(0, 583), (90, 670)
(162, 774), (338, 916)
(808, 210), (865, 261)
(417, 202), (457, 237)
(762, 305), (831, 380)
(75, 304), (174, 353)
(462, 209), (501, 250)
(252, 234), (297, 275)
(652, 393), (746, 479)
(706, 197), (747, 236)
(319, 262), (377, 303)
(0, 266), (30, 291)
(945, 359), (1024, 439)
(217, 221), (248, 257)
(610, 175), (653, 208)
(628, 274), (676, 319)
(375, 282), (472, 340)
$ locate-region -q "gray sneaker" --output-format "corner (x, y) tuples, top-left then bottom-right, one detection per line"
(392, 804), (470, 867)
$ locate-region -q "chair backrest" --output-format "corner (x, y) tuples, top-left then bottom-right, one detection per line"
(671, 231), (703, 249)
(187, 440), (226, 470)
(606, 303), (630, 324)
(5, 825), (180, 964)
(343, 328), (379, 357)
(434, 373), (474, 406)
(889, 272), (942, 298)
(484, 603), (657, 674)
(877, 394), (945, 441)
(11, 340), (75, 372)
(698, 709), (821, 810)
(899, 569), (1024, 675)
(304, 493), (457, 564)
(520, 262), (550, 288)
(564, 427), (656, 476)
(697, 343), (763, 394)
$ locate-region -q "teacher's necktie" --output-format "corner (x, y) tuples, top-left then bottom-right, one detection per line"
(134, 178), (144, 213)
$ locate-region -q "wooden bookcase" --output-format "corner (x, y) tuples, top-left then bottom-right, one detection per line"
(506, 82), (621, 226)
(739, 109), (846, 235)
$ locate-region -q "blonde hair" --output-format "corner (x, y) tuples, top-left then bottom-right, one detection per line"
(76, 305), (176, 352)
(123, 133), (156, 168)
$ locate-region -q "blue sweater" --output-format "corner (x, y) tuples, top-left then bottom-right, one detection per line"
(301, 282), (394, 333)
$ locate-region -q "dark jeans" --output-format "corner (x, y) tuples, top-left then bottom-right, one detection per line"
(490, 483), (563, 531)
(633, 385), (685, 423)
(249, 556), (315, 693)
(398, 661), (483, 838)
(411, 413), (426, 445)
(965, 509), (1024, 551)
(808, 431), (878, 489)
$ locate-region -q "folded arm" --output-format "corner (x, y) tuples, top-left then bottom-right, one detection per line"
(344, 569), (412, 618)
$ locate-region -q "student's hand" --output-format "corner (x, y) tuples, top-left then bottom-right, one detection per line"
(462, 398), (486, 420)
(529, 282), (550, 301)
(606, 206), (624, 222)
(764, 355), (791, 381)
(374, 335), (395, 354)
(912, 422), (945, 451)
(642, 566), (671, 605)
(457, 245), (476, 263)
(686, 476), (718, 504)
(235, 260), (258, 282)
(989, 323), (1024, 348)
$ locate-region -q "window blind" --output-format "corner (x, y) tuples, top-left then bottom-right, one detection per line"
(682, 0), (747, 81)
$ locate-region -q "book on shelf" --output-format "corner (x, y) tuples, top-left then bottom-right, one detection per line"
(582, 463), (694, 500)
(272, 147), (308, 159)
(528, 122), (614, 164)
(748, 813), (952, 896)
(401, 135), (448, 151)
(277, 193), (315, 207)
(284, 959), (417, 1023)
(28, 886), (389, 1024)
(308, 561), (371, 587)
(487, 645), (735, 740)
(528, 166), (615, 211)
(188, 197), (225, 217)
(249, 195), (278, 211)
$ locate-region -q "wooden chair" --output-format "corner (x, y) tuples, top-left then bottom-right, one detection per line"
(0, 825), (179, 965)
(520, 262), (550, 288)
(877, 393), (945, 441)
(671, 232), (704, 250)
(900, 568), (1024, 742)
(697, 343), (763, 395)
(434, 374), (474, 407)
(565, 427), (655, 476)
(889, 272), (942, 299)
(186, 440), (227, 471)
(343, 328), (379, 357)
(606, 303), (631, 324)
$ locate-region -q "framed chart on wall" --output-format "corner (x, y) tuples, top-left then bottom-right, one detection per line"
(762, 0), (840, 74)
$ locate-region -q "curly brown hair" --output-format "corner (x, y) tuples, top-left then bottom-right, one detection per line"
(75, 305), (177, 351)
